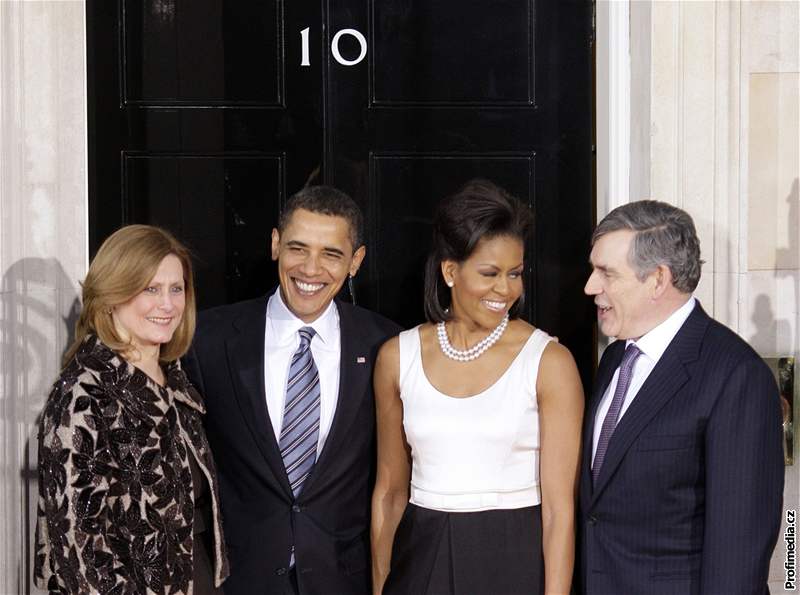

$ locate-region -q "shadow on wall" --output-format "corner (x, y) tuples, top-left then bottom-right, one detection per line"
(750, 295), (792, 356)
(749, 178), (799, 357)
(776, 178), (800, 354)
(0, 258), (79, 593)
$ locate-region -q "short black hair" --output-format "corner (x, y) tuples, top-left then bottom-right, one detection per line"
(424, 179), (533, 322)
(279, 185), (364, 249)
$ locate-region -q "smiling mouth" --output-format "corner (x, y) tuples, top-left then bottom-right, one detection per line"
(597, 304), (612, 315)
(147, 317), (173, 325)
(482, 299), (507, 312)
(293, 278), (326, 296)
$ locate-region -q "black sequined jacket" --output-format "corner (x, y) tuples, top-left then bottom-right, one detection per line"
(34, 335), (229, 594)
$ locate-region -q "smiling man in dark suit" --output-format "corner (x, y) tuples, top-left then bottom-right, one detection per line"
(184, 186), (400, 595)
(579, 200), (784, 595)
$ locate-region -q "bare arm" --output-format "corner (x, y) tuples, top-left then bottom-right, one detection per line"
(370, 337), (411, 595)
(537, 341), (584, 595)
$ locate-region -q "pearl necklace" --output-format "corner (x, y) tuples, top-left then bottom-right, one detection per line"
(437, 314), (509, 362)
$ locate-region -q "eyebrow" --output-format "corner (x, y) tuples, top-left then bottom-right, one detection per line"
(477, 262), (524, 269)
(147, 280), (185, 287)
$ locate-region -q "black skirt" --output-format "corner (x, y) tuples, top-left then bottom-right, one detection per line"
(383, 504), (544, 595)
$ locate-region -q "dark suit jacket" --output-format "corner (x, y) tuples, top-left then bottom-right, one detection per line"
(184, 296), (401, 595)
(578, 303), (784, 595)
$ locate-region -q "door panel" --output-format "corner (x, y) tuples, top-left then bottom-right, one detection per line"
(87, 0), (595, 382)
(370, 1), (534, 105)
(89, 0), (323, 307)
(122, 0), (284, 105)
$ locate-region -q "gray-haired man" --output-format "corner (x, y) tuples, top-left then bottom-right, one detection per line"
(578, 200), (783, 595)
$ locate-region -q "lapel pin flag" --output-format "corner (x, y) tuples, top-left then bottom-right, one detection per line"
(356, 357), (366, 364)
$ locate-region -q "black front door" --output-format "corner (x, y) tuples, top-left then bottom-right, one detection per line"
(87, 0), (595, 381)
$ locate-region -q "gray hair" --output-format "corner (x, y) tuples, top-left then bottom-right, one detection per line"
(592, 200), (703, 293)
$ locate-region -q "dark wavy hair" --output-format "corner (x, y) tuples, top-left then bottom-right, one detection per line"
(424, 179), (533, 322)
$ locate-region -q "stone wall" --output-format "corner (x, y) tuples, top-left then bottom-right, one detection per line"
(0, 2), (87, 592)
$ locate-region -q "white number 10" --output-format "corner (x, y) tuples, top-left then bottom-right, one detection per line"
(300, 27), (367, 67)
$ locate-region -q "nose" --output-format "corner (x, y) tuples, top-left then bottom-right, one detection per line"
(299, 252), (321, 276)
(159, 290), (176, 310)
(584, 270), (600, 295)
(494, 275), (511, 296)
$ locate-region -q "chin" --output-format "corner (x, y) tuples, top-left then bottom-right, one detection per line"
(599, 324), (619, 339)
(152, 331), (177, 345)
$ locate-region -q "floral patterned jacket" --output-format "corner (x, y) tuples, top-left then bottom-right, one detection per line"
(34, 335), (229, 594)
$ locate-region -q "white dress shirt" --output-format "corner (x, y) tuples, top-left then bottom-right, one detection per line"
(591, 297), (696, 462)
(264, 289), (341, 455)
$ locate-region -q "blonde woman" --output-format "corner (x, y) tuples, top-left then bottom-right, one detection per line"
(34, 225), (228, 594)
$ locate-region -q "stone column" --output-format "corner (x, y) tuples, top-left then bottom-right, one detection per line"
(0, 2), (87, 592)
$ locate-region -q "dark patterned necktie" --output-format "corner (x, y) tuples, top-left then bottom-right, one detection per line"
(279, 327), (321, 497)
(592, 343), (641, 483)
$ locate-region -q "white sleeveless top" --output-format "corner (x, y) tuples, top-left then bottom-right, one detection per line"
(398, 325), (553, 512)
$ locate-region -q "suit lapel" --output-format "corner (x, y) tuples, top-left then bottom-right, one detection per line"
(301, 302), (371, 498)
(590, 304), (709, 505)
(225, 301), (292, 498)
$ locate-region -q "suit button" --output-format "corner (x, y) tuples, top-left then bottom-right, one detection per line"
(292, 504), (301, 512)
(588, 515), (598, 525)
(275, 568), (287, 576)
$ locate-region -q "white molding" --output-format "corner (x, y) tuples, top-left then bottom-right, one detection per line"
(82, 0), (89, 273)
(596, 0), (632, 220)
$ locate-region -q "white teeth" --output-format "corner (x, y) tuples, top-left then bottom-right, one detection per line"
(147, 317), (172, 324)
(482, 300), (507, 311)
(295, 280), (324, 293)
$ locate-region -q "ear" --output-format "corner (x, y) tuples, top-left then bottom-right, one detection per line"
(440, 260), (458, 287)
(270, 228), (280, 261)
(651, 264), (673, 299)
(349, 245), (366, 276)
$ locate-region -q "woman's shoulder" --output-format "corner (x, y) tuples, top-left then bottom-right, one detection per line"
(40, 363), (98, 443)
(413, 321), (436, 342)
(507, 318), (535, 336)
(536, 336), (579, 384)
(52, 335), (109, 388)
(41, 335), (138, 434)
(504, 319), (547, 352)
(504, 320), (577, 372)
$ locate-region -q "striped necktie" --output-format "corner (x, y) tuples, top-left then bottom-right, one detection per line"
(279, 327), (321, 497)
(592, 343), (641, 483)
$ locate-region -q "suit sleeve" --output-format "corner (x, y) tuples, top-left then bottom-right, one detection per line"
(700, 356), (784, 593)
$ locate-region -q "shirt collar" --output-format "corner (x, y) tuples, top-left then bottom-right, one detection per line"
(626, 296), (696, 363)
(266, 287), (339, 349)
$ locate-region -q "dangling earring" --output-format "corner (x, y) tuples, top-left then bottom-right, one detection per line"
(348, 274), (357, 305)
